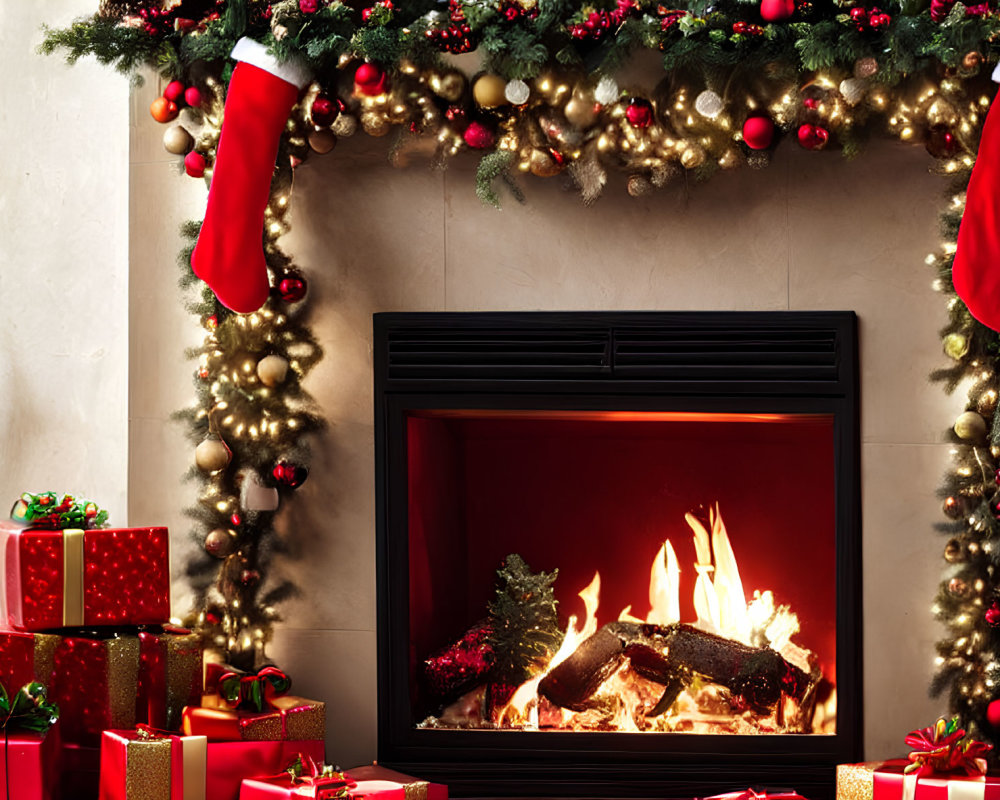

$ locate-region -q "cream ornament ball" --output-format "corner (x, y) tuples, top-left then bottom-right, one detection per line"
(954, 410), (988, 441)
(694, 90), (724, 119)
(505, 79), (531, 106)
(163, 125), (194, 155)
(257, 354), (290, 387)
(594, 76), (619, 106)
(195, 435), (232, 473)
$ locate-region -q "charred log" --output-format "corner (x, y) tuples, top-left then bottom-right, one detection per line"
(538, 621), (813, 716)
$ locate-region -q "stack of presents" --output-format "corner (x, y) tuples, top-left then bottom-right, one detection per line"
(0, 492), (447, 800)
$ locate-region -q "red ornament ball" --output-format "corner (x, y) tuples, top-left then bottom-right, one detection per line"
(163, 80), (185, 103)
(463, 121), (495, 150)
(273, 461), (308, 488)
(987, 601), (1000, 627)
(760, 0), (795, 21)
(279, 276), (308, 303)
(150, 96), (179, 123)
(184, 86), (203, 108)
(742, 116), (775, 150)
(797, 123), (829, 150)
(355, 63), (387, 96)
(184, 151), (207, 178)
(625, 97), (654, 128)
(311, 95), (341, 127)
(988, 699), (1000, 729)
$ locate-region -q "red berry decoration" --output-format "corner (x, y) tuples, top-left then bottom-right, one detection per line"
(425, 0), (478, 53)
(184, 86), (203, 108)
(184, 150), (207, 177)
(569, 0), (639, 40)
(742, 116), (775, 150)
(625, 97), (654, 128)
(463, 121), (496, 150)
(987, 601), (1000, 627)
(355, 63), (387, 96)
(163, 80), (185, 103)
(760, 0), (795, 21)
(273, 461), (309, 488)
(279, 276), (308, 303)
(797, 123), (828, 150)
(311, 95), (342, 127)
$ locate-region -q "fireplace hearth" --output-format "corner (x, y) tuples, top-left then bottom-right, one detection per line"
(374, 311), (860, 800)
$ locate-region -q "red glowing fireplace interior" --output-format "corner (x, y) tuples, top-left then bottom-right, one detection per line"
(406, 409), (837, 735)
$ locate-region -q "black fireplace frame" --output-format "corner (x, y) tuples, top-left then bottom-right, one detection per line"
(374, 311), (861, 800)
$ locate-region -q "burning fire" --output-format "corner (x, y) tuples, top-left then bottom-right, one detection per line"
(495, 504), (833, 734)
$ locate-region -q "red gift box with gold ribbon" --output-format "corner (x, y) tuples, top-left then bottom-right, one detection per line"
(208, 740), (327, 800)
(0, 520), (171, 630)
(99, 728), (208, 800)
(181, 694), (326, 742)
(239, 763), (448, 800)
(873, 761), (1000, 800)
(0, 628), (203, 746)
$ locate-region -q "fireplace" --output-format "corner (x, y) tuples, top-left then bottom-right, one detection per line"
(374, 311), (861, 799)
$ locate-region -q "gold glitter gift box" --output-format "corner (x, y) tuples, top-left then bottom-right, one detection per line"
(98, 729), (208, 800)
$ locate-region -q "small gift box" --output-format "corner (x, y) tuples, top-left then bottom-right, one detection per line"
(703, 790), (807, 800)
(0, 681), (61, 800)
(1, 493), (170, 630)
(99, 727), (208, 800)
(343, 765), (449, 800)
(239, 757), (352, 800)
(182, 666), (323, 743)
(207, 741), (326, 800)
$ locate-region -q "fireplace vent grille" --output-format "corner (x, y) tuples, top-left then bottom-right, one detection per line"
(612, 326), (839, 382)
(386, 328), (611, 378)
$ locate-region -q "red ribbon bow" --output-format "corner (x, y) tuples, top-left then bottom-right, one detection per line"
(217, 665), (292, 712)
(904, 717), (992, 777)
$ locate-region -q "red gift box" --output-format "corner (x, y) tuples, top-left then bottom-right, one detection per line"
(240, 764), (447, 800)
(99, 728), (208, 800)
(210, 740), (325, 800)
(181, 695), (325, 742)
(0, 628), (204, 746)
(1, 726), (61, 800)
(0, 521), (171, 631)
(838, 760), (1000, 800)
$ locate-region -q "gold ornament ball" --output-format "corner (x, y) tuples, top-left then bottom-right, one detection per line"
(680, 144), (707, 170)
(473, 74), (508, 109)
(361, 111), (391, 137)
(954, 410), (988, 441)
(528, 148), (564, 177)
(948, 577), (970, 598)
(331, 114), (358, 138)
(963, 51), (983, 70)
(257, 354), (290, 387)
(979, 392), (999, 417)
(205, 528), (238, 558)
(854, 56), (878, 79)
(942, 332), (969, 360)
(195, 436), (231, 473)
(944, 538), (964, 563)
(163, 125), (194, 155)
(564, 96), (598, 128)
(926, 98), (958, 128)
(308, 129), (337, 154)
(431, 71), (466, 103)
(627, 174), (652, 197)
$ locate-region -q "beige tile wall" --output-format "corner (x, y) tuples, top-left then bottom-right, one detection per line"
(128, 72), (964, 768)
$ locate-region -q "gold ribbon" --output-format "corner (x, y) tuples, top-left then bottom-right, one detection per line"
(108, 637), (142, 729)
(61, 529), (85, 626)
(124, 734), (207, 800)
(403, 782), (429, 800)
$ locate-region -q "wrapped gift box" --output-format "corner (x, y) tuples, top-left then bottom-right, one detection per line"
(240, 764), (447, 800)
(99, 729), (207, 800)
(1, 725), (61, 800)
(0, 628), (203, 746)
(209, 740), (326, 800)
(182, 695), (325, 742)
(837, 760), (1000, 800)
(1, 521), (171, 630)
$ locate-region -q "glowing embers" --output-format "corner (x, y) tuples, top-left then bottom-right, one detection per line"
(419, 506), (836, 734)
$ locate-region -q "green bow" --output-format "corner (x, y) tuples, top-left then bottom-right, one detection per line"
(0, 681), (59, 734)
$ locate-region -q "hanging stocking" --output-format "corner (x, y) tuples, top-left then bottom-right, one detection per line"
(191, 38), (310, 313)
(953, 65), (1000, 332)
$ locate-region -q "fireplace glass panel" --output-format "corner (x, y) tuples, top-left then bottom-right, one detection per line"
(406, 409), (836, 736)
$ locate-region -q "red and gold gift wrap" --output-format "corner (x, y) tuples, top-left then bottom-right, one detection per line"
(1, 725), (61, 800)
(181, 695), (325, 742)
(99, 729), (208, 800)
(838, 761), (1000, 800)
(240, 764), (447, 800)
(238, 771), (351, 800)
(0, 521), (171, 630)
(0, 628), (204, 745)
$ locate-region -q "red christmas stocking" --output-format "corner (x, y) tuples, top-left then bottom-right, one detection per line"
(191, 38), (310, 313)
(953, 68), (1000, 331)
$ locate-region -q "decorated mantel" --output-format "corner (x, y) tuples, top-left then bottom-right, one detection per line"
(7, 0), (1000, 794)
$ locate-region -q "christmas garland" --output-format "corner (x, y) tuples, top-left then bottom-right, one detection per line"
(40, 0), (1000, 740)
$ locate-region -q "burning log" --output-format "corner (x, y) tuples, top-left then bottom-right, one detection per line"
(538, 621), (814, 718)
